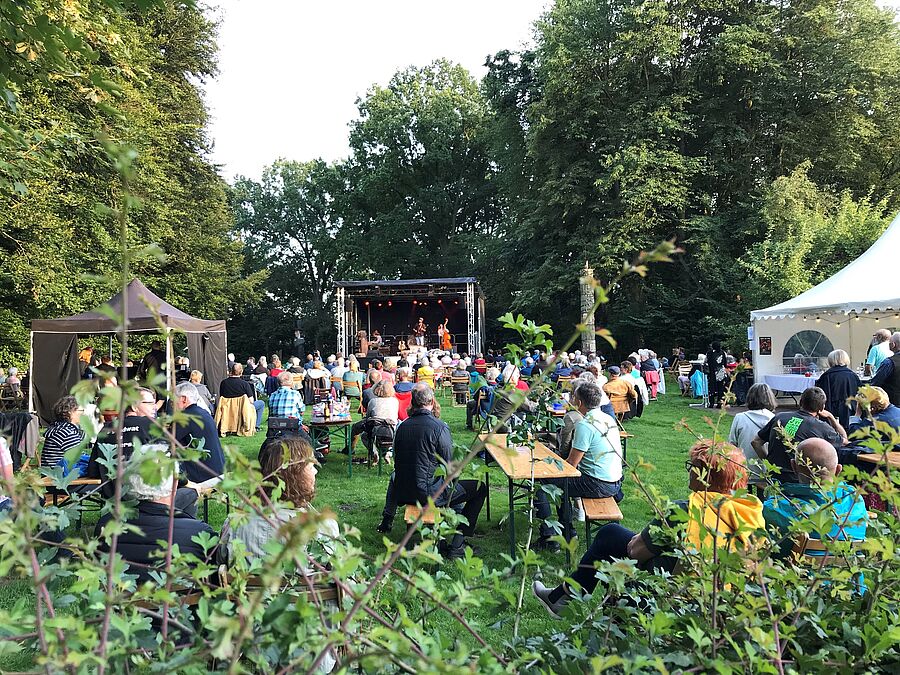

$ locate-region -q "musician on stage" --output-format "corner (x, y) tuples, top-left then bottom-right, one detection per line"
(438, 319), (452, 351)
(413, 318), (427, 347)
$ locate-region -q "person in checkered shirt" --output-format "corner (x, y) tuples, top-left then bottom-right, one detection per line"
(268, 371), (305, 418)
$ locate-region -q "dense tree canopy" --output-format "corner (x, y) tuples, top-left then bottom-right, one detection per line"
(482, 0), (900, 353)
(0, 1), (259, 366)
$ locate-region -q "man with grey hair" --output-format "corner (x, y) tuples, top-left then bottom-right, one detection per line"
(94, 445), (215, 583)
(870, 331), (900, 406)
(383, 384), (487, 558)
(267, 371), (305, 419)
(174, 382), (225, 485)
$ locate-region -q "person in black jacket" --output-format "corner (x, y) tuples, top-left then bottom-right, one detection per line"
(94, 445), (215, 583)
(382, 384), (486, 558)
(816, 349), (860, 429)
(174, 382), (225, 485)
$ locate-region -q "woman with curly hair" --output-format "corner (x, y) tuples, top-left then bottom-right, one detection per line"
(533, 439), (764, 617)
(219, 437), (338, 563)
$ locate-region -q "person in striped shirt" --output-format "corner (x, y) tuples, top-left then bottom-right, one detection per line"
(41, 396), (86, 475)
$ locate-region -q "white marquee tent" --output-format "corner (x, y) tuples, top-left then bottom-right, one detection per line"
(750, 212), (900, 382)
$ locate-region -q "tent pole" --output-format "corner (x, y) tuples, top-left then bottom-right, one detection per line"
(27, 330), (34, 415)
(165, 329), (174, 399)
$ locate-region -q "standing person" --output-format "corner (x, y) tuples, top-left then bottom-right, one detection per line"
(870, 332), (900, 407)
(866, 329), (893, 376)
(816, 350), (860, 429)
(705, 341), (728, 408)
(752, 387), (848, 484)
(388, 384), (487, 558)
(728, 383), (776, 487)
(412, 317), (427, 347)
(137, 339), (167, 380)
(533, 382), (623, 552)
(438, 319), (452, 351)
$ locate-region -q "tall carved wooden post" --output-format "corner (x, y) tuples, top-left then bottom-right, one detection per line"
(580, 261), (597, 355)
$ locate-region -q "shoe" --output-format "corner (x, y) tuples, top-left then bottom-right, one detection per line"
(438, 541), (476, 560)
(573, 498), (585, 522)
(532, 580), (569, 619)
(533, 538), (561, 553)
(376, 519), (393, 534)
(384, 451), (393, 465)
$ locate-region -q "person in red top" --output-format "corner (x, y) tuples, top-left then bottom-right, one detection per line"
(269, 355), (284, 377)
(474, 353), (487, 374)
(502, 364), (529, 392)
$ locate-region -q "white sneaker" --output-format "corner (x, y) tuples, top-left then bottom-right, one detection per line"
(573, 498), (585, 522)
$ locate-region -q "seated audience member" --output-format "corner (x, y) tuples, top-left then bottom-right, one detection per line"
(6, 367), (21, 391)
(342, 361), (365, 398)
(305, 359), (330, 383)
(451, 362), (469, 403)
(484, 366), (500, 386)
(372, 359), (394, 385)
(763, 437), (868, 558)
(361, 370), (382, 412)
(520, 357), (535, 377)
(219, 363), (265, 431)
(254, 356), (269, 376)
(288, 357), (306, 375)
(728, 383), (776, 486)
(88, 387), (199, 517)
(394, 368), (414, 393)
(174, 382), (226, 485)
(362, 381), (399, 461)
(621, 361), (648, 409)
(556, 382), (586, 458)
(0, 437), (13, 512)
(416, 357), (435, 388)
(41, 395), (87, 475)
(94, 446), (215, 583)
(465, 377), (494, 430)
(268, 371), (306, 419)
(752, 387), (847, 484)
(849, 386), (900, 452)
(189, 370), (215, 413)
(383, 385), (487, 558)
(473, 353), (487, 375)
(490, 374), (538, 430)
(269, 356), (284, 377)
(816, 349), (860, 429)
(533, 440), (763, 616)
(534, 383), (622, 551)
(602, 366), (636, 418)
(220, 437), (337, 561)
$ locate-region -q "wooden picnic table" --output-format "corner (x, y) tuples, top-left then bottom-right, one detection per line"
(856, 451), (900, 469)
(478, 433), (580, 558)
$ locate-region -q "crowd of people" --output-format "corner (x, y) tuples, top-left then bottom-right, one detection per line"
(1, 331), (889, 652)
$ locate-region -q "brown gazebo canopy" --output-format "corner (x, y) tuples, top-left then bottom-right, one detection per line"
(29, 279), (228, 425)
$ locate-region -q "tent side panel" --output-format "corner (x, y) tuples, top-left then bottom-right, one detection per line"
(188, 331), (228, 397)
(32, 333), (80, 426)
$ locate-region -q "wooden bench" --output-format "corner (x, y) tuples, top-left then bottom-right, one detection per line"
(403, 504), (438, 526)
(583, 497), (623, 542)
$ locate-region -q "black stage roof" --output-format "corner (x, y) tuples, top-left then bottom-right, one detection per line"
(335, 278), (477, 288)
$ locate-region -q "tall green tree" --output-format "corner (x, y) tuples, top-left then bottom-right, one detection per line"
(0, 1), (258, 365)
(230, 159), (351, 355)
(484, 0), (900, 354)
(344, 59), (502, 279)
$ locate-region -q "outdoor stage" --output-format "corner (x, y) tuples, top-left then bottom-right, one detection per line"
(334, 278), (485, 357)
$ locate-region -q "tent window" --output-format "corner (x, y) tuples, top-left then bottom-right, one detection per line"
(782, 330), (833, 373)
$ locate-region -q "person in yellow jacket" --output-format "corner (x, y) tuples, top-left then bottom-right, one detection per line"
(533, 439), (764, 617)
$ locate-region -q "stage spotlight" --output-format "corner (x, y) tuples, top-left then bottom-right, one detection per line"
(388, 301), (392, 307)
(454, 300), (459, 305)
(437, 299), (443, 304)
(413, 300), (418, 304)
(378, 303), (383, 307)
(364, 301), (370, 306)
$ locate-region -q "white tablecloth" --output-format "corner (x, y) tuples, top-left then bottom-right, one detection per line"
(762, 373), (819, 394)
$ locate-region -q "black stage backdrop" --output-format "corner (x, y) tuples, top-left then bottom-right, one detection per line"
(353, 297), (465, 347)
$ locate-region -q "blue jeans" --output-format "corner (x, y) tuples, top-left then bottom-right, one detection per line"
(601, 403), (615, 419)
(535, 474), (623, 540)
(570, 523), (635, 594)
(253, 399), (265, 429)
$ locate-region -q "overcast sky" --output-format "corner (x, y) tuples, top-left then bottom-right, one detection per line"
(203, 0), (900, 183)
(202, 0), (549, 181)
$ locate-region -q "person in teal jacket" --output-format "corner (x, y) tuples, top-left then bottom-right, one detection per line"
(763, 437), (868, 558)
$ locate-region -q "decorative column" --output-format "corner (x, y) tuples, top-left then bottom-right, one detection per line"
(580, 261), (597, 355)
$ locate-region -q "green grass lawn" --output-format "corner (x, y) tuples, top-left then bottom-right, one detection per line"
(0, 377), (735, 666)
